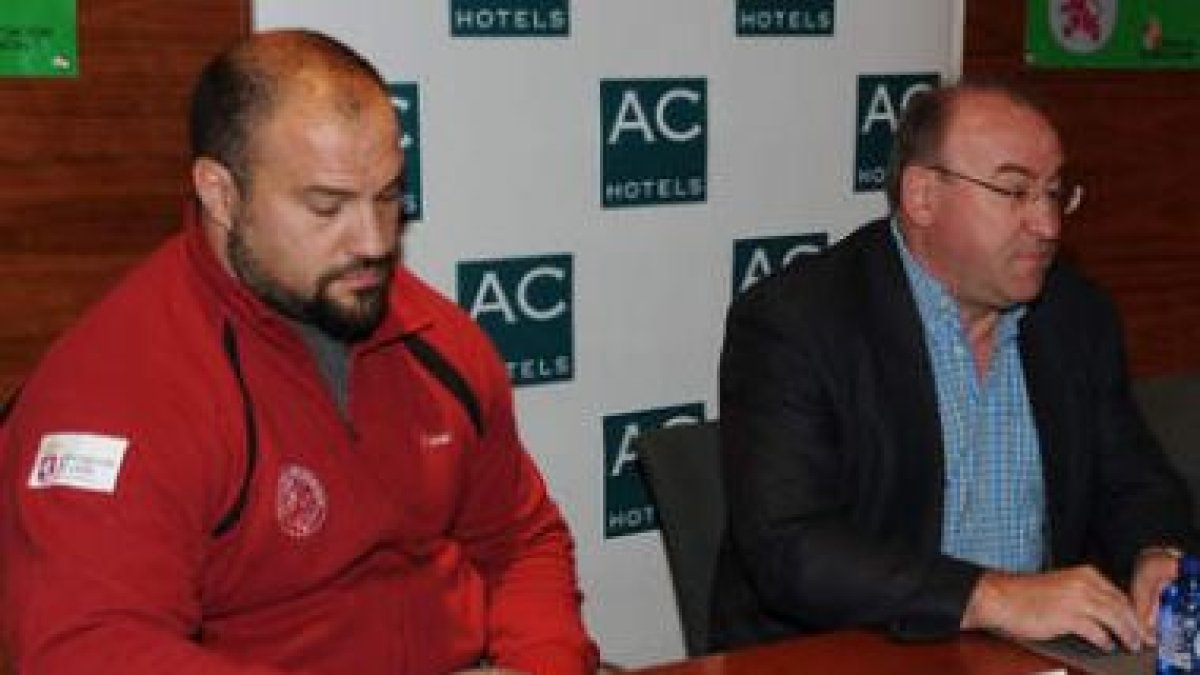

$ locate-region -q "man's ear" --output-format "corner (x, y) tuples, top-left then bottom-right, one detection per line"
(192, 157), (239, 231)
(900, 165), (938, 228)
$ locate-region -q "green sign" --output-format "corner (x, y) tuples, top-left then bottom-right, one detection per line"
(0, 0), (77, 77)
(1027, 0), (1200, 69)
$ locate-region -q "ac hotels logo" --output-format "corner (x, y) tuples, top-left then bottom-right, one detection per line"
(736, 0), (835, 36)
(853, 73), (939, 192)
(387, 82), (422, 221)
(732, 232), (829, 296)
(601, 78), (707, 208)
(603, 403), (705, 538)
(457, 254), (573, 387)
(451, 0), (570, 37)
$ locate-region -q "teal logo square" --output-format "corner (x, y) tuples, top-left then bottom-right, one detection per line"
(736, 0), (835, 36)
(853, 73), (940, 193)
(603, 403), (706, 539)
(457, 254), (573, 386)
(387, 83), (422, 222)
(732, 232), (829, 296)
(450, 0), (569, 37)
(601, 78), (707, 208)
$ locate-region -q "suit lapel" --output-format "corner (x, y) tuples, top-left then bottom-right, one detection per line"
(862, 222), (947, 548)
(1019, 290), (1072, 566)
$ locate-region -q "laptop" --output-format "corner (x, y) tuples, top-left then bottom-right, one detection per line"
(1018, 636), (1154, 675)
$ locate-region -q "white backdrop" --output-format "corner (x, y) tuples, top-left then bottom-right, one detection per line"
(254, 1), (962, 666)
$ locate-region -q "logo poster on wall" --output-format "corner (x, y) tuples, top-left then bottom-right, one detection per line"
(853, 72), (940, 193)
(603, 403), (706, 539)
(0, 0), (76, 77)
(450, 0), (569, 37)
(458, 253), (573, 387)
(601, 78), (707, 209)
(735, 0), (835, 37)
(732, 232), (829, 296)
(1027, 0), (1200, 68)
(387, 83), (422, 222)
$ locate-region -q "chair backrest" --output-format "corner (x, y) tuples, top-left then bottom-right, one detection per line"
(1133, 372), (1200, 522)
(634, 420), (723, 657)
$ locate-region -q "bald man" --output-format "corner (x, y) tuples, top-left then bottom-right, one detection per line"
(1, 30), (597, 675)
(713, 82), (1197, 653)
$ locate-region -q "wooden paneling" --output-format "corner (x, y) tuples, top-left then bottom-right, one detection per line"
(963, 3), (1200, 377)
(2, 5), (1193, 386)
(0, 0), (250, 397)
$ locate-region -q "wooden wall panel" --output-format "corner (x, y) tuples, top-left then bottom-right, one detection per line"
(3, 5), (1192, 386)
(0, 0), (249, 397)
(963, 3), (1200, 377)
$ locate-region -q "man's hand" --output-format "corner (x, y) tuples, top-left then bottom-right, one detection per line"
(1130, 547), (1182, 642)
(961, 566), (1146, 652)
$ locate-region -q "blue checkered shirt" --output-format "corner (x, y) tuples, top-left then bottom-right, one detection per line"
(892, 222), (1046, 572)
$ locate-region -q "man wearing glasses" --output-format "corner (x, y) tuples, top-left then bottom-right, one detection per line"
(713, 82), (1196, 654)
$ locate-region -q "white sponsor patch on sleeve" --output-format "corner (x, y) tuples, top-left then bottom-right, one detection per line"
(28, 433), (130, 494)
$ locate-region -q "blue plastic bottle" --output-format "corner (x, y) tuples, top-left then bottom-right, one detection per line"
(1158, 554), (1200, 675)
(1160, 577), (1185, 674)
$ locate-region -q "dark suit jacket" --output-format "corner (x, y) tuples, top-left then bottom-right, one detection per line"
(712, 218), (1196, 650)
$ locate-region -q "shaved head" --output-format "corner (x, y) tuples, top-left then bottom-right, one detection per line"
(189, 29), (391, 190)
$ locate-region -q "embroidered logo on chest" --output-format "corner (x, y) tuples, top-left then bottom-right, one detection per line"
(420, 430), (454, 450)
(276, 464), (328, 539)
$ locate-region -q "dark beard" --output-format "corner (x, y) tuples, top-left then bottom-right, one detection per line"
(227, 225), (396, 342)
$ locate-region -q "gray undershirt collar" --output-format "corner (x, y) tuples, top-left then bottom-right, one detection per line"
(290, 320), (351, 417)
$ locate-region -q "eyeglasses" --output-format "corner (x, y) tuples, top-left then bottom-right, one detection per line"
(925, 164), (1084, 217)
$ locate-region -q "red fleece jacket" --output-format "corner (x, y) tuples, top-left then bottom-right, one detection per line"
(1, 211), (597, 675)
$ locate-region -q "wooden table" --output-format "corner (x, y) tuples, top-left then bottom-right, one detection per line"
(629, 631), (1079, 675)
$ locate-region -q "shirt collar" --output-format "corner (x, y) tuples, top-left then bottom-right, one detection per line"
(890, 217), (1026, 342)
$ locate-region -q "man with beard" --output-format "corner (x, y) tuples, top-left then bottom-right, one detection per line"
(712, 83), (1197, 654)
(0, 30), (597, 675)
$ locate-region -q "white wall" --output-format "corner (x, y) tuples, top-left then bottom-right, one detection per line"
(254, 1), (961, 666)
